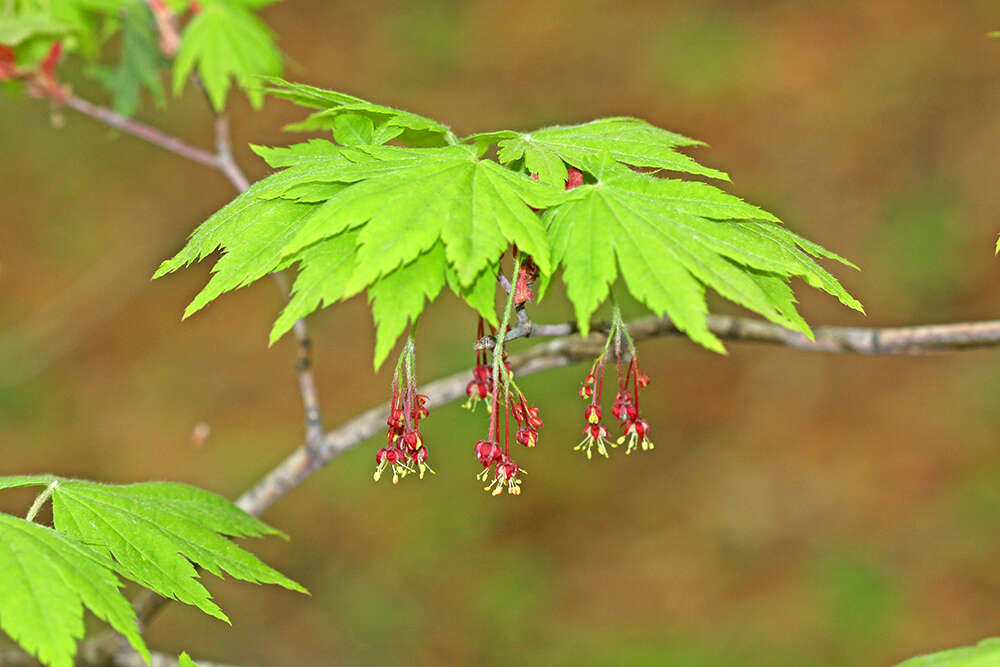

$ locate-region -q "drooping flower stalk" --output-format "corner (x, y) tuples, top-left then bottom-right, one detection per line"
(470, 249), (535, 496)
(575, 301), (655, 458)
(374, 336), (434, 484)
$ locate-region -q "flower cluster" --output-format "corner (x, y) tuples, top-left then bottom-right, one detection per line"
(464, 319), (510, 411)
(374, 338), (434, 484)
(0, 41), (67, 101)
(474, 384), (542, 495)
(470, 312), (543, 495)
(575, 309), (654, 458)
(613, 358), (653, 455)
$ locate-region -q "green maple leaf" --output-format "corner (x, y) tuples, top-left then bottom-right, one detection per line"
(467, 116), (726, 185)
(270, 229), (359, 344)
(367, 243), (448, 368)
(1, 477), (305, 625)
(173, 0), (283, 111)
(157, 138), (563, 364)
(266, 77), (453, 147)
(277, 144), (561, 289)
(447, 264), (500, 329)
(152, 141), (360, 318)
(544, 154), (862, 347)
(0, 13), (69, 46)
(0, 513), (149, 667)
(156, 81), (861, 363)
(90, 4), (165, 116)
(896, 637), (1000, 666)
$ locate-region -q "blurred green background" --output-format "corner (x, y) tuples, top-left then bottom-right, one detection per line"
(3, 1), (1000, 665)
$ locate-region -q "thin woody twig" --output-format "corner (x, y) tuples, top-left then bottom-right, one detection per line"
(270, 272), (324, 449)
(213, 114), (249, 192)
(63, 95), (218, 168)
(58, 93), (325, 449)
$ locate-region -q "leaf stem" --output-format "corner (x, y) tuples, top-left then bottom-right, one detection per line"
(25, 481), (59, 522)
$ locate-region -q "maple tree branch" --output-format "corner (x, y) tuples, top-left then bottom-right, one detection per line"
(63, 94), (218, 168)
(205, 112), (326, 453)
(270, 271), (325, 449)
(113, 649), (239, 667)
(474, 314), (1000, 354)
(55, 93), (326, 450)
(228, 312), (1000, 523)
(213, 114), (250, 192)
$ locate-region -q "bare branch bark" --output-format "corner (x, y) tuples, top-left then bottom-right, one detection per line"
(213, 114), (249, 192)
(63, 95), (218, 168)
(477, 314), (1000, 354)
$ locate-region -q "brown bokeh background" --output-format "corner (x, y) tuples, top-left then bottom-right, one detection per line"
(3, 1), (1000, 665)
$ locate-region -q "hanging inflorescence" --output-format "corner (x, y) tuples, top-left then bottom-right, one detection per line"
(374, 337), (434, 484)
(469, 315), (544, 496)
(463, 319), (510, 411)
(576, 307), (654, 459)
(377, 191), (656, 494)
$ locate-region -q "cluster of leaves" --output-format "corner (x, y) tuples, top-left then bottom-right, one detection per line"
(155, 79), (863, 367)
(0, 476), (304, 667)
(0, 0), (282, 113)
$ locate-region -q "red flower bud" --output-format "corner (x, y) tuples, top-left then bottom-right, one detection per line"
(513, 267), (534, 306)
(516, 427), (538, 448)
(585, 405), (601, 424)
(474, 440), (502, 467)
(0, 46), (15, 81)
(579, 385), (593, 399)
(566, 167), (584, 190)
(403, 431), (422, 450)
(498, 460), (520, 481)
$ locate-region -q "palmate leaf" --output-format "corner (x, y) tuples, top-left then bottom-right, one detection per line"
(0, 513), (149, 667)
(544, 153), (862, 348)
(156, 137), (567, 365)
(0, 13), (70, 47)
(467, 116), (727, 185)
(90, 4), (165, 116)
(173, 0), (283, 111)
(0, 477), (305, 625)
(265, 77), (453, 147)
(897, 638), (1000, 666)
(368, 243), (447, 368)
(276, 144), (561, 289)
(156, 80), (862, 363)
